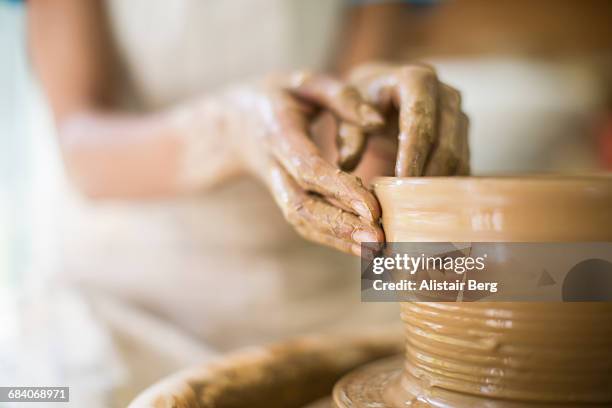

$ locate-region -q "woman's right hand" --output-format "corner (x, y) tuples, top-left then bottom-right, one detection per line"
(219, 73), (386, 256)
(347, 63), (470, 177)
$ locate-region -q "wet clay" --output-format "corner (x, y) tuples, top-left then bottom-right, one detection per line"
(128, 329), (403, 408)
(334, 176), (612, 407)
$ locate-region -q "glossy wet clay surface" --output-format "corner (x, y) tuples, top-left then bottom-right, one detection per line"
(333, 176), (612, 407)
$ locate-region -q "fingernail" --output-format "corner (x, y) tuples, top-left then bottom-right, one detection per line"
(353, 201), (373, 221)
(352, 229), (379, 244)
(359, 104), (384, 128)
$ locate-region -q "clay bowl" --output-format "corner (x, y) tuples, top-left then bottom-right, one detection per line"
(374, 175), (612, 243)
(128, 328), (403, 408)
(129, 175), (612, 408)
(333, 175), (612, 408)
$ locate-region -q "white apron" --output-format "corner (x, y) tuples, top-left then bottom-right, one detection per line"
(52, 1), (397, 405)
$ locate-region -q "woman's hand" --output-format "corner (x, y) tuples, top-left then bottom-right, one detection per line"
(219, 73), (386, 256)
(179, 65), (469, 257)
(345, 63), (470, 177)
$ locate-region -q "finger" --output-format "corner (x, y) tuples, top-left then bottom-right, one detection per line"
(455, 113), (471, 175)
(268, 96), (381, 221)
(347, 62), (396, 84)
(292, 195), (383, 244)
(349, 62), (438, 113)
(296, 226), (381, 258)
(337, 121), (367, 171)
(394, 66), (439, 177)
(349, 67), (397, 113)
(424, 85), (462, 176)
(295, 226), (360, 256)
(267, 161), (383, 251)
(267, 161), (355, 255)
(288, 71), (384, 129)
(289, 154), (381, 222)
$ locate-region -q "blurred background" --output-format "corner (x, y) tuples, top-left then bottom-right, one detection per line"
(1, 0), (611, 407)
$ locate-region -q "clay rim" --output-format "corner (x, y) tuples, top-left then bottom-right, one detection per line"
(374, 173), (612, 186)
(372, 174), (612, 241)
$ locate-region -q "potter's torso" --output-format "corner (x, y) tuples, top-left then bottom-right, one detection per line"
(60, 0), (394, 349)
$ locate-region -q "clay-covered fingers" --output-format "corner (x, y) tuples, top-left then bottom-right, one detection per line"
(288, 71), (384, 129)
(283, 150), (381, 222)
(347, 63), (469, 177)
(267, 161), (384, 256)
(455, 113), (470, 175)
(424, 85), (463, 176)
(267, 95), (381, 222)
(348, 63), (398, 111)
(336, 122), (366, 171)
(287, 71), (384, 171)
(347, 62), (396, 84)
(395, 65), (439, 177)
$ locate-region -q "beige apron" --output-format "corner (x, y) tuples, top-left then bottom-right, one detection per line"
(54, 1), (397, 404)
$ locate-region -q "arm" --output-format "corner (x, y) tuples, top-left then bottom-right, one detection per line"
(28, 0), (386, 255)
(28, 0), (237, 198)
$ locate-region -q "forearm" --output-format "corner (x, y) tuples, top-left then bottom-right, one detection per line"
(57, 98), (242, 199)
(28, 0), (243, 199)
